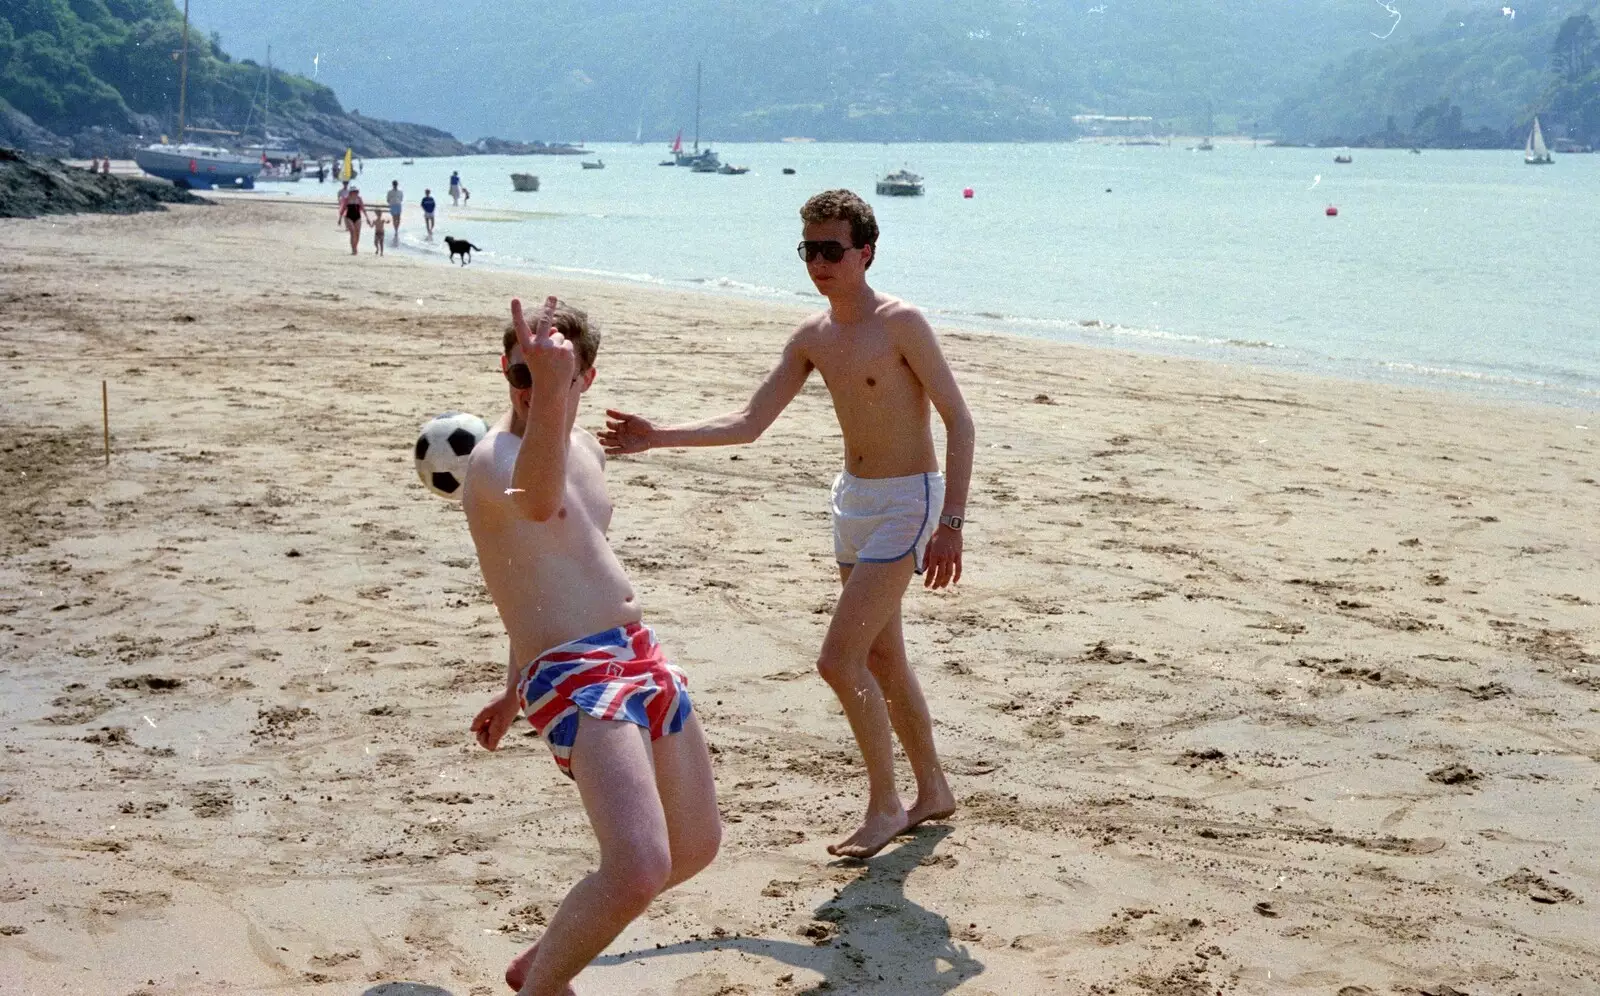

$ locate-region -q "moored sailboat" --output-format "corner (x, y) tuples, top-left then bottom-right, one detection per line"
(670, 63), (719, 169)
(132, 0), (261, 189)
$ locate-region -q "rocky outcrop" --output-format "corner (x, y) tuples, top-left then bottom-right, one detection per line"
(1, 101), (72, 158)
(0, 148), (207, 219)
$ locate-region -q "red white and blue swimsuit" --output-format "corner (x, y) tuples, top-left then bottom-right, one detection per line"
(516, 622), (692, 777)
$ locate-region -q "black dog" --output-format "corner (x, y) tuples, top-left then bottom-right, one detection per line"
(444, 236), (481, 265)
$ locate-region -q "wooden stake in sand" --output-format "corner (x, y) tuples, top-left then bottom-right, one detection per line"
(102, 380), (110, 465)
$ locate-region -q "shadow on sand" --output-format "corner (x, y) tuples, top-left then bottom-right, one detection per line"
(596, 824), (982, 994)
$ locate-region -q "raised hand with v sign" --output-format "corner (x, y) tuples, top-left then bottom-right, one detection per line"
(511, 294), (575, 392)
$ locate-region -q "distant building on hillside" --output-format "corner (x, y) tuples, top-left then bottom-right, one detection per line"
(1072, 114), (1157, 138)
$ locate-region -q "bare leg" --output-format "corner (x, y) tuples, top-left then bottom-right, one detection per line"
(347, 218), (360, 254)
(652, 712), (721, 890)
(845, 571), (954, 828)
(507, 715), (673, 996)
(818, 558), (919, 859)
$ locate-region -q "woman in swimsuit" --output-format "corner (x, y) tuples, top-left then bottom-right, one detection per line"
(343, 187), (364, 255)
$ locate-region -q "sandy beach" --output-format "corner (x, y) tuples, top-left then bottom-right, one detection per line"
(1, 198), (1597, 996)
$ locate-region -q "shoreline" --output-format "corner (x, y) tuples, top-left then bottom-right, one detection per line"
(377, 209), (1600, 415)
(2, 198), (1597, 995)
(204, 164), (1600, 415)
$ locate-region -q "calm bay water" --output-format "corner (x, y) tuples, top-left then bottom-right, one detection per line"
(367, 142), (1599, 408)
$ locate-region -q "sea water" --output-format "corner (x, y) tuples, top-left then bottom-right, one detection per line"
(366, 142), (1598, 409)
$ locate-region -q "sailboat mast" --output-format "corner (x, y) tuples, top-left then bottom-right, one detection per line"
(693, 61), (701, 154)
(265, 44), (271, 140)
(176, 0), (190, 142)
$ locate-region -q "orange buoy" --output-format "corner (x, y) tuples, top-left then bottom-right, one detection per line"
(1325, 205), (1339, 216)
(962, 187), (974, 199)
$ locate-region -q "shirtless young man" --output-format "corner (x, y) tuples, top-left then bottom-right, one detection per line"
(464, 296), (720, 995)
(601, 190), (974, 860)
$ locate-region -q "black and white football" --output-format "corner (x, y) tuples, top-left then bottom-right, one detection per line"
(414, 412), (489, 499)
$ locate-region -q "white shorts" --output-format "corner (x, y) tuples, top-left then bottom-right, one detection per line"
(831, 470), (944, 574)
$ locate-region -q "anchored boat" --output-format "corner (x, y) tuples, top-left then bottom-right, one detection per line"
(875, 168), (924, 196)
(132, 1), (260, 189)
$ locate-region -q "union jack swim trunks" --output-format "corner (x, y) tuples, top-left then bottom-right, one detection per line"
(516, 622), (692, 778)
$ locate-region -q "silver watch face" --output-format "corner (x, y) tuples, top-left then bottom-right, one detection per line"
(942, 514), (963, 530)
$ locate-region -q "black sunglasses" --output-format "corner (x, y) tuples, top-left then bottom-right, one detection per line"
(505, 362), (532, 390)
(797, 240), (856, 263)
(504, 362), (580, 389)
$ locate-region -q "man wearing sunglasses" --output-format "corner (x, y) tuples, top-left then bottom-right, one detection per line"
(602, 189), (974, 860)
(462, 296), (720, 996)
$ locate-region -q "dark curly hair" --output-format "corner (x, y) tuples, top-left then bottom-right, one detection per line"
(800, 189), (879, 270)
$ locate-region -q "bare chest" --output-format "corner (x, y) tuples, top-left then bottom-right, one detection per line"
(812, 334), (921, 408)
(564, 449), (614, 531)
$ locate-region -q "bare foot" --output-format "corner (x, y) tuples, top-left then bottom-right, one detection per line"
(828, 806), (910, 860)
(505, 940), (576, 996)
(907, 784), (957, 829)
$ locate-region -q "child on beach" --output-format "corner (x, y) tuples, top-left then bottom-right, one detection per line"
(421, 189), (437, 239)
(464, 296), (719, 995)
(368, 208), (387, 255)
(601, 189), (974, 859)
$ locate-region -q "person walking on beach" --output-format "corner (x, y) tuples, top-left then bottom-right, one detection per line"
(449, 169), (462, 206)
(369, 206), (387, 256)
(601, 189), (972, 859)
(341, 186), (364, 255)
(420, 188), (437, 239)
(386, 180), (403, 246)
(465, 295), (719, 995)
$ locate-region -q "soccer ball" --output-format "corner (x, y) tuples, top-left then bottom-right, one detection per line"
(414, 412), (489, 499)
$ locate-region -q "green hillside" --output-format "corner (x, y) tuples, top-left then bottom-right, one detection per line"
(0, 0), (341, 135)
(185, 0), (1467, 143)
(1273, 2), (1600, 147)
(0, 0), (471, 157)
(7, 0), (1598, 151)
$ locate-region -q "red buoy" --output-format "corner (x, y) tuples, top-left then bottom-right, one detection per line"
(962, 187), (974, 199)
(1325, 205), (1339, 216)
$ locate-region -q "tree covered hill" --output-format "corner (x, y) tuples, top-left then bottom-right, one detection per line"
(0, 0), (470, 157)
(1273, 0), (1600, 148)
(188, 0), (1468, 143)
(6, 0), (1597, 154)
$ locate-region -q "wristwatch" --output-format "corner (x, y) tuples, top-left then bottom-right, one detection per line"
(939, 513), (964, 531)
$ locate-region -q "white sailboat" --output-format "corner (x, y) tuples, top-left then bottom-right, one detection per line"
(1525, 116), (1553, 166)
(244, 46), (304, 181)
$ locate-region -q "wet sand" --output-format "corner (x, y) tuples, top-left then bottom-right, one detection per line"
(1, 199), (1597, 995)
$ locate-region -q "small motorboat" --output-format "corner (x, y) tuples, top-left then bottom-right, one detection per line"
(782, 167), (796, 175)
(875, 168), (924, 196)
(717, 163), (749, 175)
(401, 158), (415, 165)
(581, 158), (605, 170)
(510, 173), (540, 192)
(1333, 154), (1353, 164)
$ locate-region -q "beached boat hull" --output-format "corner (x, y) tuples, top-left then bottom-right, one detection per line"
(134, 145), (261, 190)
